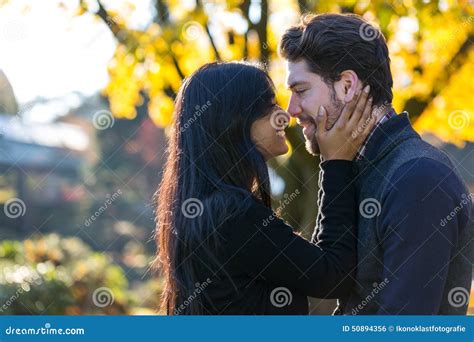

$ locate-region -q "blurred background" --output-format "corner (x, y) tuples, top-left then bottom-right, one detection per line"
(0, 0), (472, 315)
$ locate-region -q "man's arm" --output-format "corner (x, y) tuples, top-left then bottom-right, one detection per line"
(376, 158), (470, 314)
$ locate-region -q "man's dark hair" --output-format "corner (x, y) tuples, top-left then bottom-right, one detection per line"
(279, 13), (393, 106)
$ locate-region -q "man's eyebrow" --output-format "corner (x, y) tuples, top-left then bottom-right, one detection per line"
(287, 81), (309, 89)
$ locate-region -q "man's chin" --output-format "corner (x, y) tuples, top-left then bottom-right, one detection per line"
(305, 138), (320, 156)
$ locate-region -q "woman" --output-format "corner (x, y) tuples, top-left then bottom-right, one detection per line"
(155, 61), (375, 315)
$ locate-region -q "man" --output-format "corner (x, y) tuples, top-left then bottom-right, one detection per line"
(279, 13), (473, 314)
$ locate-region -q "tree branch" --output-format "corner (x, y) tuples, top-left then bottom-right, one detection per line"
(239, 0), (251, 59)
(255, 0), (269, 64)
(96, 0), (123, 42)
(155, 0), (169, 24)
(196, 0), (221, 60)
(204, 24), (221, 61)
(407, 34), (473, 120)
(298, 0), (309, 14)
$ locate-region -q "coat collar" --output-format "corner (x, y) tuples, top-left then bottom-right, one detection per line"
(355, 112), (420, 167)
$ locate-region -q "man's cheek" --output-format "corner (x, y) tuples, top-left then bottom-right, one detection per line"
(301, 98), (315, 114)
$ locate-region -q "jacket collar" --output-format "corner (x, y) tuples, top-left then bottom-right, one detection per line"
(356, 112), (420, 167)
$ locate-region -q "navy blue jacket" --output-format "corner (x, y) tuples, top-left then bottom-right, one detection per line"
(337, 112), (473, 315)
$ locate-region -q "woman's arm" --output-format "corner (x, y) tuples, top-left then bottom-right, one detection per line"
(221, 159), (356, 298)
(221, 89), (376, 298)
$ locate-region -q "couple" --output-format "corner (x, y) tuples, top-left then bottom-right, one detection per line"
(155, 13), (472, 315)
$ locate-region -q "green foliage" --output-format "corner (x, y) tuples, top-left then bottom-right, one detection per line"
(0, 234), (131, 314)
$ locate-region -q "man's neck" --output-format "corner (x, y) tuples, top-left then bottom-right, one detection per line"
(372, 103), (393, 123)
(354, 103), (395, 161)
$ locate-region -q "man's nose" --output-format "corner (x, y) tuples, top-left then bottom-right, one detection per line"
(287, 94), (302, 118)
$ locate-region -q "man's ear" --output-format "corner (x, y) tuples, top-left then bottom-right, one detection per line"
(337, 70), (362, 103)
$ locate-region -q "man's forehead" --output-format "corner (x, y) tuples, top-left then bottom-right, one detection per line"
(286, 60), (312, 87)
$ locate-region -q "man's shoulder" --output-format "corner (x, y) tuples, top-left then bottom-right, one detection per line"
(379, 138), (468, 202)
(395, 135), (450, 162)
(381, 135), (454, 178)
(385, 157), (470, 222)
(391, 157), (459, 188)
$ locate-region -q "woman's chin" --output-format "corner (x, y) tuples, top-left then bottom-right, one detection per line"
(267, 143), (289, 160)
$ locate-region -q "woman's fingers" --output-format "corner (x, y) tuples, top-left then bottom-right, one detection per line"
(315, 105), (327, 138)
(359, 96), (373, 126)
(357, 97), (374, 133)
(347, 85), (370, 127)
(335, 90), (360, 128)
(349, 96), (373, 140)
(359, 111), (377, 140)
(332, 84), (370, 131)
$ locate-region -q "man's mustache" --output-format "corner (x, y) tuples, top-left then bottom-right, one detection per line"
(297, 116), (316, 127)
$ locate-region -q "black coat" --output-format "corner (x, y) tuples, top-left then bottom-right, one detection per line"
(181, 160), (358, 315)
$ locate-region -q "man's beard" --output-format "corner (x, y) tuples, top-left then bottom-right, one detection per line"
(305, 137), (319, 156)
(305, 88), (344, 156)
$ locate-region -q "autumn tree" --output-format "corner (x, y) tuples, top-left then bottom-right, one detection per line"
(76, 0), (473, 233)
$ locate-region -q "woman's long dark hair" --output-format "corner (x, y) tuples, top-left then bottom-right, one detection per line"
(155, 62), (276, 314)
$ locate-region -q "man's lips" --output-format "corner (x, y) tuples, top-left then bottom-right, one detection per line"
(297, 120), (316, 139)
